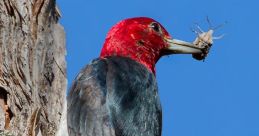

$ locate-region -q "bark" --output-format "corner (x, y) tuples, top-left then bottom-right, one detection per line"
(0, 0), (66, 136)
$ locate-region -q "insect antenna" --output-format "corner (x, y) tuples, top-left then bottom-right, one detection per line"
(213, 21), (227, 31)
(206, 16), (213, 30)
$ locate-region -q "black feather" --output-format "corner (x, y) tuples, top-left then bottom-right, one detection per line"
(67, 56), (162, 136)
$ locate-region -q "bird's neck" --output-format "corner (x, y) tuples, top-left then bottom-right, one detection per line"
(100, 45), (158, 75)
(100, 54), (157, 75)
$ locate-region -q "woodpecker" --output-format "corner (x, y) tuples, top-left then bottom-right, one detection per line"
(67, 17), (211, 136)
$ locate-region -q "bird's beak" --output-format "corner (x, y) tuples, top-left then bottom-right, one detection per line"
(164, 38), (204, 54)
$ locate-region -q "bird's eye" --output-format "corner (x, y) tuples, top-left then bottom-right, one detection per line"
(150, 22), (162, 33)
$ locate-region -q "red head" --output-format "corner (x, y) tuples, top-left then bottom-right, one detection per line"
(100, 17), (204, 74)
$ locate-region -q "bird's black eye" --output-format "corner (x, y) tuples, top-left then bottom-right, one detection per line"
(150, 22), (161, 33)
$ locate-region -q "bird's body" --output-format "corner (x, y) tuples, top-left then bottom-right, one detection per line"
(67, 17), (211, 136)
(67, 57), (161, 136)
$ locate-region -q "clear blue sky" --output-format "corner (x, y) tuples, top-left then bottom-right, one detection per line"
(58, 0), (259, 135)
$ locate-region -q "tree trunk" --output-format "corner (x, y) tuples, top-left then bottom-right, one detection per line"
(0, 0), (66, 135)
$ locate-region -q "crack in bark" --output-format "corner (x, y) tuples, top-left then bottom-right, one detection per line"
(28, 107), (41, 136)
(0, 87), (13, 130)
(31, 0), (45, 41)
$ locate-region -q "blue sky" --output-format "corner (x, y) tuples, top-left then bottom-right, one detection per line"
(58, 0), (259, 135)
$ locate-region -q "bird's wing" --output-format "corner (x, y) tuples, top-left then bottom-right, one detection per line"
(67, 57), (162, 136)
(67, 59), (115, 136)
(104, 57), (162, 136)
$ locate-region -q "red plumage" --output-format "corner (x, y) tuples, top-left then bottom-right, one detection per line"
(100, 17), (171, 73)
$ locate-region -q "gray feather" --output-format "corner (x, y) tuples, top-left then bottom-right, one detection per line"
(67, 57), (162, 136)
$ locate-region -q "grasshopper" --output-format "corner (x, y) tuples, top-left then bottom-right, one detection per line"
(192, 17), (225, 60)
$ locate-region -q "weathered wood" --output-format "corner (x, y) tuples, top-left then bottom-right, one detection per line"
(0, 0), (66, 135)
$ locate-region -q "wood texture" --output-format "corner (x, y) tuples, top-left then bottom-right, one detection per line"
(0, 0), (66, 135)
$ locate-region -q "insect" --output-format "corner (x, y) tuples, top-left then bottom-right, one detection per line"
(192, 17), (225, 60)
